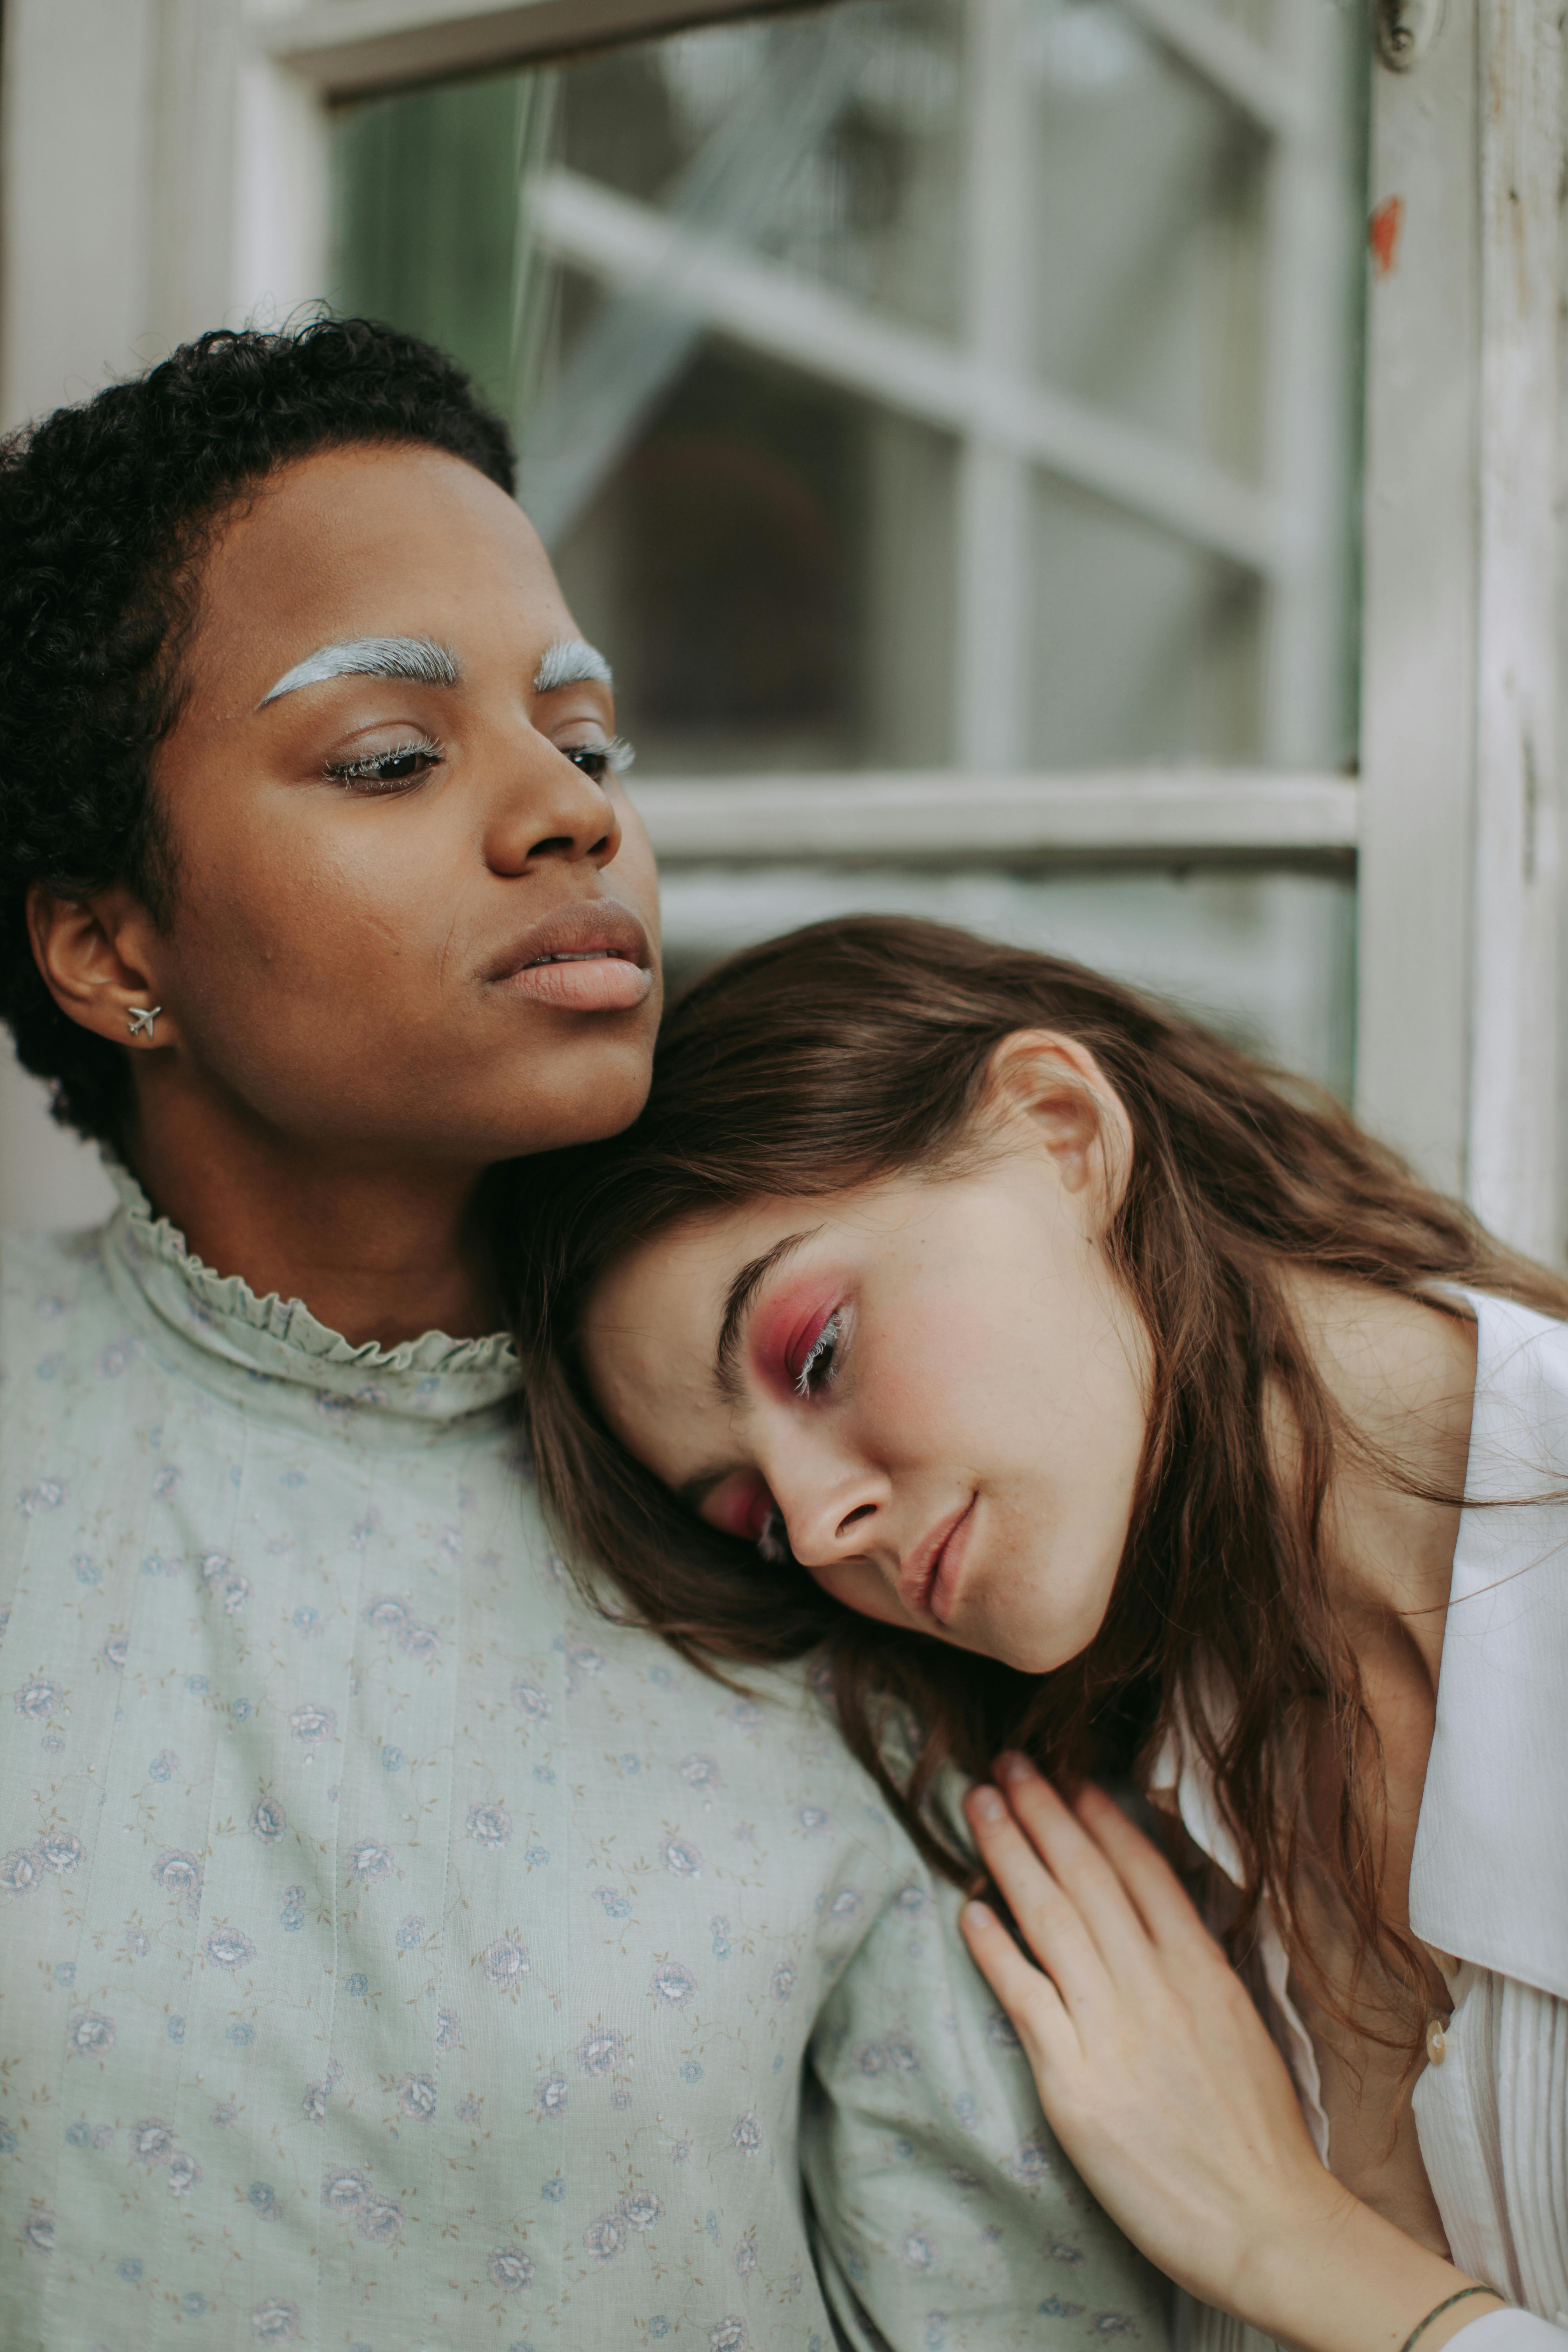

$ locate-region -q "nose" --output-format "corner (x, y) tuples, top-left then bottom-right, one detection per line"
(483, 741), (624, 878)
(770, 1447), (891, 1573)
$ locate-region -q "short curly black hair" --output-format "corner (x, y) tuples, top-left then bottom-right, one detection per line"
(0, 316), (516, 1146)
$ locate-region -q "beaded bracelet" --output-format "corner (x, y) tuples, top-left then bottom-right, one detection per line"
(1399, 2284), (1509, 2352)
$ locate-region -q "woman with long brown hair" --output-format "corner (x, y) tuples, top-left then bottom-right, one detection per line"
(504, 915), (1568, 2352)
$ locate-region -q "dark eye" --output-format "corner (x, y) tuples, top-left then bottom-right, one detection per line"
(326, 738), (443, 794)
(562, 736), (633, 785)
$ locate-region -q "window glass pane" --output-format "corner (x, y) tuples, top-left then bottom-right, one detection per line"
(330, 0), (1367, 778)
(659, 863), (1357, 1097)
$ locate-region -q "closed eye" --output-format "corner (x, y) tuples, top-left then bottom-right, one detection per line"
(795, 1309), (845, 1397)
(325, 736), (444, 794)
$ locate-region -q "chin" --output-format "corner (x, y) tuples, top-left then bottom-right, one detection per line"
(509, 1031), (658, 1155)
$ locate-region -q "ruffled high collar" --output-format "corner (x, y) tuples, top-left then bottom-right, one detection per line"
(98, 1159), (520, 1437)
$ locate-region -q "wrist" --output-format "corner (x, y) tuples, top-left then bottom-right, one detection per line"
(1227, 2184), (1499, 2352)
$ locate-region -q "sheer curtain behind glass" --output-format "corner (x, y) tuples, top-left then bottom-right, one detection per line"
(332, 0), (1366, 1092)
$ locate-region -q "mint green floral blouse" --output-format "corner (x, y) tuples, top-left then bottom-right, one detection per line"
(0, 1169), (1168, 2352)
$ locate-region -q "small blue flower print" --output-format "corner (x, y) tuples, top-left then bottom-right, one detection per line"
(542, 2174), (565, 2203)
(66, 2010), (114, 2058)
(203, 1926), (255, 1973)
(364, 1594), (407, 1633)
(346, 1840), (394, 1886)
(16, 1678), (60, 1720)
(186, 1674), (207, 1695)
(395, 1914), (423, 1952)
(710, 1916), (732, 1959)
(166, 2017), (185, 2044)
(583, 2210), (628, 2262)
(1008, 2135), (1053, 2186)
(344, 1973), (369, 1998)
(289, 1702), (334, 1745)
(622, 2191), (663, 2231)
(651, 1961), (696, 2007)
(709, 2319), (748, 2352)
(619, 1752), (641, 1774)
(797, 1807), (830, 1834)
(679, 1753), (719, 1789)
(358, 2195), (403, 2246)
(249, 2182), (276, 2212)
(65, 2120), (90, 2146)
(727, 1699), (762, 1732)
(18, 1478), (64, 1517)
(925, 2322), (948, 2351)
(577, 2025), (626, 2077)
(130, 2119), (174, 2164)
(896, 1882), (929, 1917)
(680, 2060), (704, 2084)
(98, 1342), (131, 1377)
(148, 1750), (177, 1782)
(1049, 2240), (1086, 2267)
(648, 1664), (674, 1688)
(73, 1557), (100, 1586)
(118, 2256), (143, 2281)
(1089, 2320), (1133, 2338)
(321, 2166), (368, 2213)
(467, 1802), (512, 1849)
(231, 1698), (251, 1722)
(731, 2111), (763, 2153)
(511, 1679), (551, 1720)
(953, 2095), (978, 2129)
(152, 1465), (181, 1498)
(280, 1469), (306, 1489)
(987, 2008), (1022, 2050)
(886, 2034), (920, 2073)
(52, 1958), (76, 1983)
(482, 1937), (530, 1989)
(381, 1745), (403, 1773)
(828, 1888), (861, 1920)
(397, 2072), (437, 2122)
(436, 2007), (460, 2052)
(534, 2073), (567, 2121)
(0, 1848), (43, 1897)
(661, 1837), (702, 1881)
(902, 2231), (936, 2272)
(398, 1619), (441, 1662)
(292, 1606), (318, 1633)
(35, 1353), (62, 1379)
(488, 2246), (534, 2291)
(0, 2121), (16, 2154)
(152, 1848), (203, 1907)
(250, 2297), (301, 2342)
(280, 1885), (305, 1932)
(167, 2146), (201, 2193)
(250, 1796), (286, 1843)
(455, 2093), (482, 2123)
(183, 2293), (207, 2316)
(594, 1888), (631, 1920)
(100, 1634), (128, 1672)
(770, 1960), (796, 2003)
(650, 2320), (671, 2340)
(226, 2022), (255, 2046)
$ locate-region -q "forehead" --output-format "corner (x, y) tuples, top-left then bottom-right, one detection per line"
(183, 443), (573, 715)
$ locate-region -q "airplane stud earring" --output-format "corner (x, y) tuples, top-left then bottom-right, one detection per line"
(127, 1005), (162, 1041)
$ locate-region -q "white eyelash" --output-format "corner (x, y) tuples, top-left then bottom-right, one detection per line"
(794, 1311), (842, 1397)
(756, 1506), (790, 1564)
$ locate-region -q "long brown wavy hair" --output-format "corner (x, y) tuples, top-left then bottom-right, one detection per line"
(499, 915), (1568, 2027)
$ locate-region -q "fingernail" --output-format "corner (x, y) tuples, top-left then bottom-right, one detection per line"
(971, 1787), (1005, 1822)
(994, 1751), (1031, 1784)
(962, 1900), (994, 1931)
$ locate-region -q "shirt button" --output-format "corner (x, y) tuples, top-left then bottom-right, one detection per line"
(1426, 2018), (1447, 2066)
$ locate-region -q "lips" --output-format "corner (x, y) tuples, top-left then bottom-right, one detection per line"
(487, 897), (654, 1013)
(897, 1495), (976, 1624)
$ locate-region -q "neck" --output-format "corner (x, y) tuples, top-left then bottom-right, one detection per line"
(1288, 1271), (1476, 1693)
(124, 1084), (498, 1350)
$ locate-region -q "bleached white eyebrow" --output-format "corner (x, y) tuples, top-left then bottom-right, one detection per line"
(257, 636), (461, 709)
(533, 638), (613, 693)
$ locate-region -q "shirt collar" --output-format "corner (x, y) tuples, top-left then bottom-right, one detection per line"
(98, 1157), (521, 1436)
(1153, 1289), (1568, 2002)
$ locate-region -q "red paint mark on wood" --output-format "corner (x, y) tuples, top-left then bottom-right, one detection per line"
(1369, 195), (1404, 277)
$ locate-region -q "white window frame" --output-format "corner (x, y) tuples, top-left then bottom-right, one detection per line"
(1, 0), (1562, 1258)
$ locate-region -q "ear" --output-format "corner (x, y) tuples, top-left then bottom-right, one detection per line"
(980, 1029), (1133, 1220)
(26, 882), (181, 1054)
